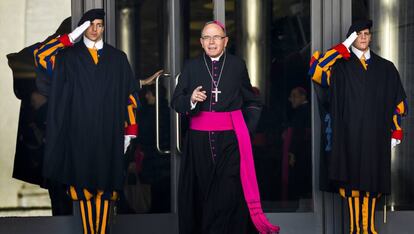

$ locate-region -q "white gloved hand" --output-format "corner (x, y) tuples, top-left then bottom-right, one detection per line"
(68, 21), (91, 43)
(391, 138), (401, 148)
(342, 31), (358, 48)
(124, 135), (136, 154)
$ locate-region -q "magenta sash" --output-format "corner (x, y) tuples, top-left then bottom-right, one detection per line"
(190, 110), (280, 234)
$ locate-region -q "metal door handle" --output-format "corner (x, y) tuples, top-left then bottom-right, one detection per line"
(175, 73), (182, 154)
(156, 73), (171, 155)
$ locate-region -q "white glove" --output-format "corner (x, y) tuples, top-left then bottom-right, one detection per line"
(391, 138), (401, 148)
(342, 31), (358, 49)
(124, 135), (136, 154)
(68, 21), (91, 43)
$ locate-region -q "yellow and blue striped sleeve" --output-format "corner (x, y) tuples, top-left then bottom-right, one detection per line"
(33, 34), (73, 77)
(391, 100), (407, 140)
(309, 49), (343, 87)
(309, 44), (350, 87)
(125, 92), (140, 136)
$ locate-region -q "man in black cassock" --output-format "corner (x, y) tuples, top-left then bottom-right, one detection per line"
(34, 9), (140, 234)
(172, 21), (279, 234)
(282, 87), (311, 200)
(310, 20), (407, 234)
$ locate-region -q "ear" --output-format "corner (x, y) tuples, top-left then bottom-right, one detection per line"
(200, 38), (204, 48)
(223, 37), (229, 48)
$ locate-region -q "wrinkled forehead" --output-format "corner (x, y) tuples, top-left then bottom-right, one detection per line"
(201, 23), (226, 36)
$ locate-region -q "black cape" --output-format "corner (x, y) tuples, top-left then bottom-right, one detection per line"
(313, 83), (337, 192)
(172, 53), (260, 233)
(288, 102), (312, 198)
(329, 52), (406, 194)
(43, 41), (139, 191)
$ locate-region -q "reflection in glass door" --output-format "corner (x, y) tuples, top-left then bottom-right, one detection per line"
(115, 0), (214, 216)
(222, 1), (327, 233)
(226, 0), (312, 212)
(115, 0), (171, 214)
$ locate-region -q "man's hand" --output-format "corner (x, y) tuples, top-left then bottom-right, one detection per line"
(342, 31), (358, 48)
(288, 153), (296, 167)
(191, 86), (207, 104)
(332, 31), (358, 60)
(391, 138), (401, 148)
(68, 21), (91, 43)
(141, 69), (164, 86)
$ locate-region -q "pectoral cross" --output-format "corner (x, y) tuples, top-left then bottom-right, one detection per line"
(212, 87), (221, 102)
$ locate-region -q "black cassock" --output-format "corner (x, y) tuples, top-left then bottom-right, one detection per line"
(172, 53), (261, 234)
(329, 52), (406, 194)
(43, 42), (139, 191)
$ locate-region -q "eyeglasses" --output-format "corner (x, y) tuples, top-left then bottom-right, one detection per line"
(201, 35), (226, 41)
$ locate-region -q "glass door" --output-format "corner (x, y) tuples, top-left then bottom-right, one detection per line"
(215, 0), (324, 233)
(111, 0), (214, 233)
(115, 0), (172, 216)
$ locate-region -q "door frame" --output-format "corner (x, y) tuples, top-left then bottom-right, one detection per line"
(311, 0), (352, 233)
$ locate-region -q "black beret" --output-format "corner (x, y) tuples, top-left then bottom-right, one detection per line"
(78, 8), (105, 26)
(346, 19), (373, 37)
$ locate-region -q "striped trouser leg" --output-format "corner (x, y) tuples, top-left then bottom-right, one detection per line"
(340, 188), (361, 234)
(362, 193), (369, 234)
(69, 186), (95, 234)
(367, 193), (380, 234)
(361, 192), (380, 234)
(95, 190), (118, 234)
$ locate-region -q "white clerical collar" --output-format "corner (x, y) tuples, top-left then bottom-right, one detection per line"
(210, 51), (224, 61)
(351, 46), (371, 60)
(83, 36), (103, 50)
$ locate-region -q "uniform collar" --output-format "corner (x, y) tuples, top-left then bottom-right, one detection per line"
(351, 46), (371, 60)
(83, 36), (103, 50)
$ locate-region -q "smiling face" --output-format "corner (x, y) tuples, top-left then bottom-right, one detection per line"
(352, 28), (371, 52)
(200, 23), (228, 58)
(84, 19), (104, 42)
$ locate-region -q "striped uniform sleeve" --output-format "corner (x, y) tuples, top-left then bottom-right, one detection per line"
(33, 34), (73, 77)
(125, 92), (140, 137)
(391, 100), (407, 140)
(309, 43), (351, 87)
